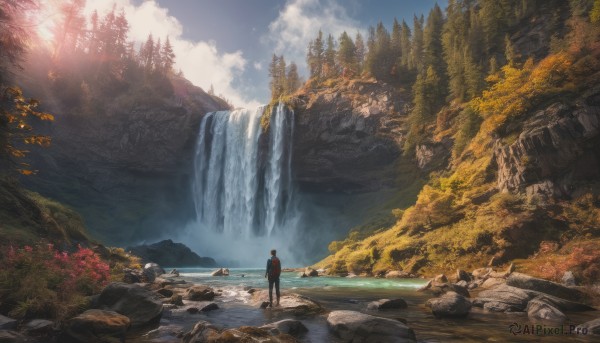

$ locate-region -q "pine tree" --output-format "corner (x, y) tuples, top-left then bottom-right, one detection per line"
(307, 30), (324, 82)
(354, 32), (365, 72)
(140, 34), (155, 69)
(411, 15), (425, 71)
(423, 4), (446, 84)
(162, 36), (176, 72)
(286, 62), (301, 94)
(400, 20), (412, 68)
(337, 31), (356, 77)
(324, 34), (338, 78)
(504, 34), (517, 66)
(114, 9), (129, 59)
(153, 38), (163, 70)
(54, 0), (86, 56)
(391, 18), (402, 60)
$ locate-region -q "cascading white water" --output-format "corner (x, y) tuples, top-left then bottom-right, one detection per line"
(190, 103), (298, 264)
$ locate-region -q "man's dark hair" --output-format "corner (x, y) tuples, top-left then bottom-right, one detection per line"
(271, 249), (276, 256)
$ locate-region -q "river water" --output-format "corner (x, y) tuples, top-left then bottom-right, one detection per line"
(165, 268), (599, 342)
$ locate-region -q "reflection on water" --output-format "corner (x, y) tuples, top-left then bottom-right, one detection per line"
(169, 268), (599, 343)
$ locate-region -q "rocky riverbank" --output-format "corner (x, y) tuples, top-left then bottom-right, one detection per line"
(1, 263), (598, 342)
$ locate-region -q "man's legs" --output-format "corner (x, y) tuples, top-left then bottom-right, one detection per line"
(268, 279), (274, 306)
(275, 278), (280, 305)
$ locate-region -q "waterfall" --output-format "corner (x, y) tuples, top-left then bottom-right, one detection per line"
(191, 103), (297, 262)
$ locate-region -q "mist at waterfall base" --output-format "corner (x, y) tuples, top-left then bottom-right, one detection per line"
(180, 103), (312, 267)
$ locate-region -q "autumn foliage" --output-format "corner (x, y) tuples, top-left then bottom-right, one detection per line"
(0, 244), (109, 320)
(0, 86), (54, 175)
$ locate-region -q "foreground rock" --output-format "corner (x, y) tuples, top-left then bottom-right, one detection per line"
(425, 292), (471, 318)
(327, 310), (416, 342)
(473, 284), (594, 313)
(526, 298), (567, 322)
(211, 268), (230, 276)
(367, 298), (408, 310)
(252, 290), (324, 316)
(260, 319), (308, 337)
(61, 309), (130, 342)
(0, 330), (28, 343)
(506, 272), (586, 301)
(128, 240), (217, 267)
(182, 321), (299, 343)
(95, 282), (163, 329)
(0, 315), (17, 330)
(184, 285), (215, 301)
(577, 318), (600, 335)
(143, 263), (166, 282)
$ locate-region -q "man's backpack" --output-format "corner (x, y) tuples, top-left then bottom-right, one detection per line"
(270, 256), (281, 278)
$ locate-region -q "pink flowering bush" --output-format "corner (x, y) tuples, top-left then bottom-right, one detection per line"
(0, 243), (110, 320)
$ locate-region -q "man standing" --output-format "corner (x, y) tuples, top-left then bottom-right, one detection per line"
(265, 249), (281, 307)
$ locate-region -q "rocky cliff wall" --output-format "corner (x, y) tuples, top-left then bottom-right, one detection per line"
(23, 76), (229, 244)
(494, 88), (600, 199)
(292, 80), (409, 193)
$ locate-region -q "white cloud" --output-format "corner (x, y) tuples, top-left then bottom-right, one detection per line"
(253, 62), (263, 70)
(83, 0), (260, 108)
(265, 0), (362, 70)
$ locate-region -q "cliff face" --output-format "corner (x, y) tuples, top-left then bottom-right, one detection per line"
(494, 89), (600, 198)
(24, 76), (229, 244)
(292, 79), (409, 193)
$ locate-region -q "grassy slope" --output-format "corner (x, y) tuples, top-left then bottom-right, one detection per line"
(0, 177), (91, 246)
(316, 51), (600, 283)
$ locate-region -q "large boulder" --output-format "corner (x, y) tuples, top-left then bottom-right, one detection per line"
(143, 263), (166, 283)
(211, 268), (230, 276)
(184, 285), (215, 301)
(0, 330), (27, 343)
(252, 291), (323, 316)
(62, 309), (130, 342)
(327, 310), (416, 342)
(367, 298), (408, 310)
(425, 292), (472, 318)
(182, 321), (299, 343)
(127, 240), (216, 267)
(526, 298), (567, 322)
(577, 318), (600, 335)
(95, 282), (163, 329)
(473, 284), (534, 312)
(473, 284), (595, 313)
(141, 324), (185, 343)
(0, 315), (17, 330)
(23, 319), (54, 335)
(506, 273), (586, 301)
(260, 319), (308, 337)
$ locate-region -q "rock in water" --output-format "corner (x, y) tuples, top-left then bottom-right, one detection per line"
(62, 309), (130, 342)
(506, 272), (585, 301)
(211, 268), (230, 276)
(260, 319), (308, 337)
(0, 330), (28, 343)
(184, 286), (215, 301)
(0, 314), (17, 330)
(95, 282), (163, 329)
(128, 240), (217, 267)
(527, 298), (567, 322)
(577, 318), (600, 335)
(327, 310), (416, 342)
(426, 292), (472, 318)
(367, 298), (408, 310)
(143, 263), (165, 282)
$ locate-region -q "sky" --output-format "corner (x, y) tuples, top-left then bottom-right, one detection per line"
(42, 0), (446, 108)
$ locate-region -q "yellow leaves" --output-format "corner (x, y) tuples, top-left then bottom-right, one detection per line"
(2, 86), (54, 175)
(18, 169), (37, 176)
